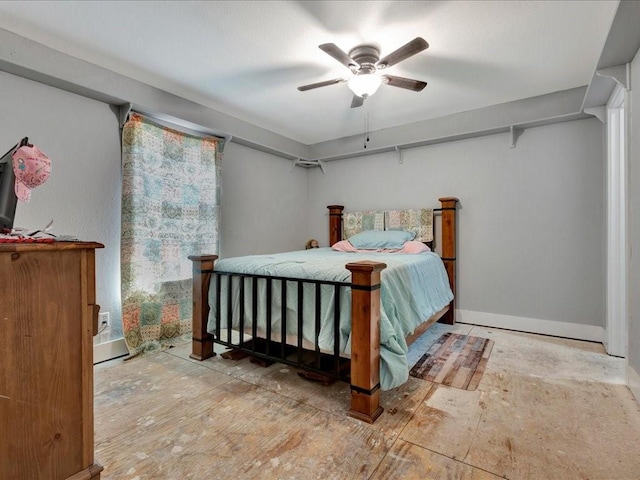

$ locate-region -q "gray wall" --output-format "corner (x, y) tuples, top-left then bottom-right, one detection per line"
(308, 118), (605, 329)
(0, 66), (610, 345)
(219, 142), (308, 257)
(0, 69), (309, 340)
(0, 69), (123, 336)
(629, 47), (640, 381)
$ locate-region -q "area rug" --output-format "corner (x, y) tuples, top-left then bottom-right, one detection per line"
(409, 332), (494, 390)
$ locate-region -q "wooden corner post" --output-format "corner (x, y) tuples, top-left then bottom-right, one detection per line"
(327, 205), (344, 246)
(188, 254), (218, 361)
(438, 197), (458, 325)
(345, 260), (387, 423)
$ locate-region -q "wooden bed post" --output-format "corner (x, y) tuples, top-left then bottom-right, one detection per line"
(438, 197), (458, 325)
(327, 205), (344, 245)
(188, 254), (218, 361)
(345, 260), (386, 424)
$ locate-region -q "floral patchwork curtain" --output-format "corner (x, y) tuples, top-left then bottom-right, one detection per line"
(121, 113), (223, 355)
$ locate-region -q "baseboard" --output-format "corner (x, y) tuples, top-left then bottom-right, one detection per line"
(628, 364), (640, 404)
(93, 338), (129, 364)
(456, 309), (605, 343)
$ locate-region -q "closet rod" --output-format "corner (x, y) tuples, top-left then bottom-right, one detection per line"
(119, 103), (233, 147)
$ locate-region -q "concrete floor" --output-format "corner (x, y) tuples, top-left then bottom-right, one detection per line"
(94, 323), (640, 479)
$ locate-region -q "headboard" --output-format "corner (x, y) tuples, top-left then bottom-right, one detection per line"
(327, 197), (459, 324)
(339, 209), (435, 244)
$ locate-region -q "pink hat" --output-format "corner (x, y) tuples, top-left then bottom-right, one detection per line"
(12, 145), (51, 202)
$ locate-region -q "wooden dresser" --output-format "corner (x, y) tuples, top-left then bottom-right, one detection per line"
(0, 242), (104, 480)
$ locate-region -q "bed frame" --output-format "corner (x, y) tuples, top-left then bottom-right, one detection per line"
(188, 197), (458, 423)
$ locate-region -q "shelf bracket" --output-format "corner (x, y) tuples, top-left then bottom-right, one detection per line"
(510, 126), (523, 149)
(291, 158), (326, 174)
(395, 146), (403, 164)
(119, 103), (132, 128)
(584, 106), (606, 123)
(596, 64), (630, 91)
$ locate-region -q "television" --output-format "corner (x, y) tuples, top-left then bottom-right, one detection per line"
(0, 138), (27, 233)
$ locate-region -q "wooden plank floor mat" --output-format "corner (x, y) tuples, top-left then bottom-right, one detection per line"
(409, 332), (494, 390)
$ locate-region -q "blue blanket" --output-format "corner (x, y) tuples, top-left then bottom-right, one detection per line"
(209, 247), (453, 389)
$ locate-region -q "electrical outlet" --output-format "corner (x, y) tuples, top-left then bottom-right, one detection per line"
(98, 312), (110, 328)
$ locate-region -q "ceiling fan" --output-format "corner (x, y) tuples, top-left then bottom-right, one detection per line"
(298, 37), (429, 108)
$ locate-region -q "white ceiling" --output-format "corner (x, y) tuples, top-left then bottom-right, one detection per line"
(0, 1), (619, 145)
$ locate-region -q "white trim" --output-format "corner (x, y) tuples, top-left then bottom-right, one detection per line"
(628, 365), (640, 404)
(93, 338), (128, 364)
(605, 83), (629, 357)
(457, 309), (605, 343)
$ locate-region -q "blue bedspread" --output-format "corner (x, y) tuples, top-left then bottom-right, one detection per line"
(208, 247), (453, 389)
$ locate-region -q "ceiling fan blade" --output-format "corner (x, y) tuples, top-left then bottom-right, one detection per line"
(382, 74), (427, 92)
(319, 43), (359, 70)
(350, 95), (364, 109)
(298, 78), (346, 91)
(376, 37), (429, 69)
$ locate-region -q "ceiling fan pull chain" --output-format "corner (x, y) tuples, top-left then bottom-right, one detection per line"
(364, 112), (370, 149)
(367, 111), (370, 142)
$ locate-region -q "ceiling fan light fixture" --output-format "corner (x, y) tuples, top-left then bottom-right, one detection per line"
(347, 72), (381, 98)
(299, 38), (429, 107)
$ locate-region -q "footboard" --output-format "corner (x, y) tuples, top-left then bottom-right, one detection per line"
(188, 255), (386, 423)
